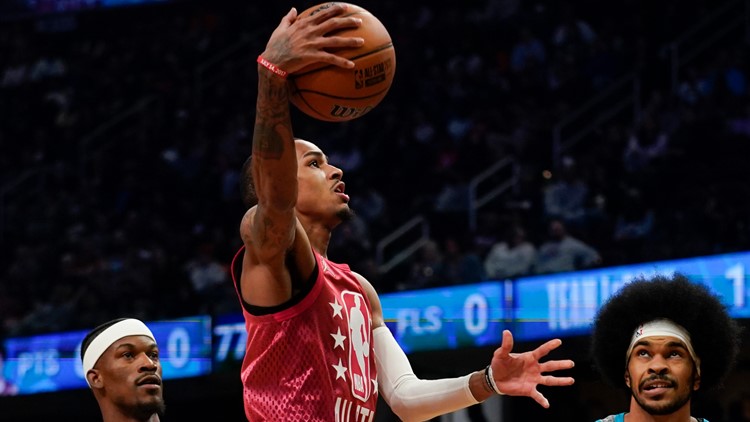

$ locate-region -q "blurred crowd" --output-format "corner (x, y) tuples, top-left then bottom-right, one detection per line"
(1, 0), (749, 341)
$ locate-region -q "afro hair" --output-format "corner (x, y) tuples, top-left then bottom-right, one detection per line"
(590, 272), (741, 392)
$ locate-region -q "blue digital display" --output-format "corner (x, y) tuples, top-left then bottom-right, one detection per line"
(512, 251), (750, 341)
(212, 313), (246, 367)
(213, 282), (509, 359)
(379, 281), (507, 353)
(2, 251), (749, 396)
(2, 316), (212, 395)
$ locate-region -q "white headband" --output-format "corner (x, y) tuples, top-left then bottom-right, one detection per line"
(82, 319), (155, 387)
(625, 318), (700, 375)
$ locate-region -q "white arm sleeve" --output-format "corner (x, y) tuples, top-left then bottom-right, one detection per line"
(373, 326), (480, 422)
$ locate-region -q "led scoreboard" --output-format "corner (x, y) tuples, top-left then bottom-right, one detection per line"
(512, 251), (750, 341)
(379, 281), (507, 353)
(2, 316), (212, 395)
(2, 251), (748, 396)
(211, 313), (247, 368)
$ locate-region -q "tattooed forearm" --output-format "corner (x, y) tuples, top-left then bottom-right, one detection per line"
(253, 70), (291, 159)
(253, 123), (287, 159)
(249, 213), (292, 251)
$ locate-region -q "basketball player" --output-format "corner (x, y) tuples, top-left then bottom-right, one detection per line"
(591, 273), (741, 422)
(81, 318), (165, 422)
(232, 4), (575, 421)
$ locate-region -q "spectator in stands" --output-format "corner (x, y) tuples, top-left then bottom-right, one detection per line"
(10, 284), (82, 335)
(622, 115), (672, 175)
(352, 183), (389, 234)
(677, 65), (712, 106)
(434, 170), (471, 213)
(612, 187), (655, 263)
(548, 2), (597, 94)
(511, 27), (546, 74)
(543, 156), (592, 229)
(510, 26), (547, 92)
(715, 48), (748, 107)
(727, 104), (750, 138)
(551, 4), (597, 55)
(534, 218), (601, 274)
(400, 239), (444, 291)
(484, 224), (536, 280)
(183, 240), (229, 314)
(440, 234), (486, 285)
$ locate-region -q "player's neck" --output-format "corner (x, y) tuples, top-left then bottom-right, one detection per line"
(306, 227), (332, 259)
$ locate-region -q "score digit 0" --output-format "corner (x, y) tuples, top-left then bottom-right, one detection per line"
(463, 294), (489, 336)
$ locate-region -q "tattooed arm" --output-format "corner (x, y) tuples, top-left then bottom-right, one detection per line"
(239, 5), (364, 307)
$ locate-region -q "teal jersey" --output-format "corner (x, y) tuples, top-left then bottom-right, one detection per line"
(597, 414), (708, 422)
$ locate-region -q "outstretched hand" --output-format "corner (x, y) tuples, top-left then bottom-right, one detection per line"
(490, 330), (575, 408)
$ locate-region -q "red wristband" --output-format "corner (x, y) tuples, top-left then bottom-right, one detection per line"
(257, 55), (288, 79)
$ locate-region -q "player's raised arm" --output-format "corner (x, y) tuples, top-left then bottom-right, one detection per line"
(249, 5), (364, 262)
(238, 5), (365, 309)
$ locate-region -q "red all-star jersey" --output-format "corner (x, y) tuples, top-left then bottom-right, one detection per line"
(231, 246), (379, 422)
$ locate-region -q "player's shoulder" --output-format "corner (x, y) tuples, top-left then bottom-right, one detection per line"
(239, 206), (258, 243)
(241, 206), (257, 227)
(350, 271), (385, 326)
(350, 271), (375, 293)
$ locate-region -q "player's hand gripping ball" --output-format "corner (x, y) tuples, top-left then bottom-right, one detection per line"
(289, 2), (396, 122)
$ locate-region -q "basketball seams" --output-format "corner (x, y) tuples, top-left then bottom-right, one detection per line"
(292, 88), (389, 101)
(289, 83), (388, 122)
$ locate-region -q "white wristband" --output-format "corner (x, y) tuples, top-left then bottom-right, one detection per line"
(485, 365), (504, 395)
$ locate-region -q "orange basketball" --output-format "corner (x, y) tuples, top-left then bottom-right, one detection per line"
(288, 2), (396, 122)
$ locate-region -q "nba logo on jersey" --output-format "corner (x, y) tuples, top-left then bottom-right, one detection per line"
(341, 291), (372, 401)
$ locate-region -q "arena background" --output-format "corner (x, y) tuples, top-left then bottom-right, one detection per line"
(1, 0), (749, 420)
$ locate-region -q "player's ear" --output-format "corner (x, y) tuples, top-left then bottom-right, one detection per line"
(624, 370), (631, 388)
(692, 370), (700, 391)
(87, 369), (104, 389)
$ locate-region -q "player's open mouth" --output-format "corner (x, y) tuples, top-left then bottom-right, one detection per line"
(334, 183), (349, 202)
(642, 377), (673, 390)
(644, 383), (671, 390)
(641, 379), (674, 397)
